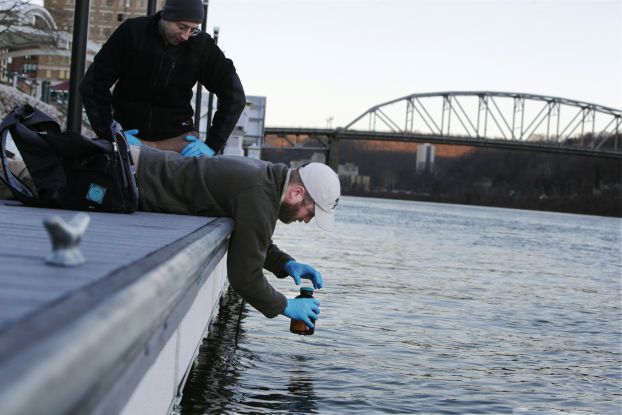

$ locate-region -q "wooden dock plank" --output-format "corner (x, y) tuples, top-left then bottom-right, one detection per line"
(0, 197), (234, 415)
(0, 201), (218, 332)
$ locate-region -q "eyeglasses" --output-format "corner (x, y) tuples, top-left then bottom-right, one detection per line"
(175, 22), (201, 37)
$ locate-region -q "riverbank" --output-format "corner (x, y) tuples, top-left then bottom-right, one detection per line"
(343, 189), (622, 218)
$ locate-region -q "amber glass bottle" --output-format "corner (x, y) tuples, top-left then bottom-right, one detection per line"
(289, 286), (316, 335)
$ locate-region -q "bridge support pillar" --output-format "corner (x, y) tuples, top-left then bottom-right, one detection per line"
(327, 135), (339, 172)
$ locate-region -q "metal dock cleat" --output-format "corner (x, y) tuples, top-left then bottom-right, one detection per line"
(43, 212), (91, 266)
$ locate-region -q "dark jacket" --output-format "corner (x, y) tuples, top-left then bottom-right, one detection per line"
(80, 12), (245, 152)
(136, 147), (293, 318)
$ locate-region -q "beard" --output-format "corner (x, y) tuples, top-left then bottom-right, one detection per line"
(278, 200), (302, 224)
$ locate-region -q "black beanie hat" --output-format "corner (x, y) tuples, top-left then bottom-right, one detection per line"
(161, 0), (204, 23)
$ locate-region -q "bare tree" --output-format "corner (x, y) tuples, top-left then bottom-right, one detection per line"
(0, 0), (32, 38)
(0, 0), (63, 48)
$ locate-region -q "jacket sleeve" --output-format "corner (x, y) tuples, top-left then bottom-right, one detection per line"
(197, 41), (246, 153)
(226, 188), (287, 318)
(80, 21), (130, 139)
(264, 239), (294, 278)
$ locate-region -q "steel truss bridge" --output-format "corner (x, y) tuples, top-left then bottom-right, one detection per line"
(264, 92), (622, 167)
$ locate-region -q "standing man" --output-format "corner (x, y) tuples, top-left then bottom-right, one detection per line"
(80, 0), (245, 157)
(134, 145), (341, 328)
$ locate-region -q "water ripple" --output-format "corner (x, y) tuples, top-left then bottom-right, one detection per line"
(180, 197), (622, 414)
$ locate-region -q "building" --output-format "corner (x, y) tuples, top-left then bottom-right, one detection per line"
(39, 0), (159, 82)
(416, 143), (435, 173)
(243, 96), (266, 148)
(290, 152), (326, 169)
(338, 162), (370, 192)
(44, 0), (158, 45)
(290, 157), (371, 191)
(1, 0), (145, 89)
(195, 94), (267, 157)
(0, 3), (71, 87)
(221, 103), (246, 157)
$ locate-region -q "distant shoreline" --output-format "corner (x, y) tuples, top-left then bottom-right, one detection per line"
(343, 190), (622, 218)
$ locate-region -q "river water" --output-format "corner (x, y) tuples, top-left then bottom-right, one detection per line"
(179, 197), (621, 414)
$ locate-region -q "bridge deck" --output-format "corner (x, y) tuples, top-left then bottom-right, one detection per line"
(263, 127), (622, 159)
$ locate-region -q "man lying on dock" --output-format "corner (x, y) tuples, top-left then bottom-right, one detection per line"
(131, 145), (341, 329)
(0, 133), (340, 327)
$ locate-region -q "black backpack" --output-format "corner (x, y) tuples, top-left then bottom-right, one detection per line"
(0, 104), (139, 213)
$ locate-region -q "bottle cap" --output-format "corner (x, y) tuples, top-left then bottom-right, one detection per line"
(300, 286), (314, 293)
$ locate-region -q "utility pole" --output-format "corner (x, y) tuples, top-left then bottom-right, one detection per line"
(147, 0), (157, 15)
(194, 0), (210, 132)
(66, 0), (90, 133)
(205, 26), (219, 129)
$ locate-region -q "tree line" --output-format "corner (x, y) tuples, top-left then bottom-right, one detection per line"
(263, 137), (622, 217)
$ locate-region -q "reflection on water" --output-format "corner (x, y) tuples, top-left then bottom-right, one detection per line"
(180, 197), (621, 414)
(180, 289), (320, 414)
(179, 290), (244, 412)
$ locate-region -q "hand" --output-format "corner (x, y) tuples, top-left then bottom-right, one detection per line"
(282, 298), (321, 329)
(284, 260), (324, 289)
(181, 135), (215, 158)
(124, 129), (143, 146)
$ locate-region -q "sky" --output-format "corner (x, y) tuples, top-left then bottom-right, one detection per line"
(25, 0), (622, 128)
(203, 0), (621, 128)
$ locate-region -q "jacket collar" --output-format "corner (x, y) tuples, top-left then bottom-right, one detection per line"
(148, 11), (164, 39)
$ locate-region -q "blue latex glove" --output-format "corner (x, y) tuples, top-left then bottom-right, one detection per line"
(284, 260), (324, 289)
(181, 135), (215, 158)
(282, 298), (321, 329)
(124, 129), (143, 146)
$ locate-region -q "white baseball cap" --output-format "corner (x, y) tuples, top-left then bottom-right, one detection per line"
(299, 162), (341, 231)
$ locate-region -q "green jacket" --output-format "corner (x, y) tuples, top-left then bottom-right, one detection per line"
(137, 147), (292, 317)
